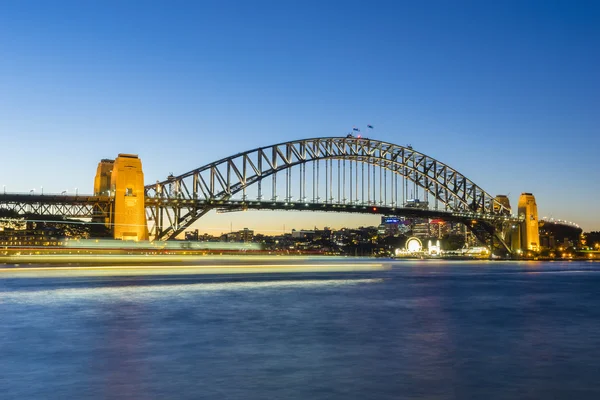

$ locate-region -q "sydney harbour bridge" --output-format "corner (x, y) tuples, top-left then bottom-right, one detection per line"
(0, 136), (531, 254)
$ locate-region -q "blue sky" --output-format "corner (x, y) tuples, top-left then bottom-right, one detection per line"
(1, 0), (599, 233)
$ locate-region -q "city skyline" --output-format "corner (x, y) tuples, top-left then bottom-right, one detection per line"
(1, 1), (599, 231)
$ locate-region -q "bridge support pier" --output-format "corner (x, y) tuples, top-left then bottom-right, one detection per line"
(94, 154), (148, 241)
(518, 193), (539, 253)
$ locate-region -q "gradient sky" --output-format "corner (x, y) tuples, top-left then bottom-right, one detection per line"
(1, 0), (599, 234)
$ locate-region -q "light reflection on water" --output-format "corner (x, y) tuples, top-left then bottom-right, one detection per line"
(0, 278), (383, 305)
(2, 261), (600, 399)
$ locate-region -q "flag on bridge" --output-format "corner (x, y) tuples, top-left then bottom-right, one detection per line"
(367, 124), (373, 129)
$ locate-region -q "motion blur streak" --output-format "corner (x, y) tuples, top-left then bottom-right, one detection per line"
(0, 263), (387, 278)
(1, 279), (384, 305)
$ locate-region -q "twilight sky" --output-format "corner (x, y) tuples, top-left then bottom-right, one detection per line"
(1, 0), (599, 233)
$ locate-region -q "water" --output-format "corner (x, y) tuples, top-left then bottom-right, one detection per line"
(2, 260), (600, 399)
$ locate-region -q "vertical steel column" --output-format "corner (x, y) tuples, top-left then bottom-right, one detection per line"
(316, 160), (320, 202)
(155, 203), (161, 240)
(355, 159), (358, 204)
(337, 159), (341, 204)
(414, 179), (418, 201)
(362, 162), (365, 205)
(193, 173), (198, 199)
(349, 159), (353, 205)
(367, 162), (371, 204)
(329, 158), (333, 203)
(372, 163), (376, 205)
(285, 168), (290, 201)
(289, 166), (293, 202)
(342, 158), (346, 203)
(379, 165), (383, 205)
(272, 172), (277, 201)
(404, 167), (408, 205)
(325, 158), (328, 204)
(299, 163), (303, 201)
(273, 147), (278, 202)
(302, 162), (306, 202)
(226, 162), (231, 196)
(394, 172), (398, 207)
(384, 168), (387, 206)
(312, 161), (316, 203)
(242, 158), (247, 201)
(158, 205), (164, 240)
(257, 155), (262, 200)
(390, 166), (394, 207)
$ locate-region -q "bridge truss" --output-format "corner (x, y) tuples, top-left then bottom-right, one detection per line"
(0, 194), (112, 219)
(144, 137), (517, 251)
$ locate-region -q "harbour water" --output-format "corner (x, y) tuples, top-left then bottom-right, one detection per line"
(2, 260), (600, 399)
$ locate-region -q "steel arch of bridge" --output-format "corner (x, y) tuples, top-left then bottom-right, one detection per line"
(145, 137), (511, 241)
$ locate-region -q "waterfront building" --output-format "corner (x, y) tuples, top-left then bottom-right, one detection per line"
(0, 221), (64, 247)
(185, 229), (199, 241)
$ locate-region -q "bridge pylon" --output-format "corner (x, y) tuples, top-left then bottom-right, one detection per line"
(518, 192), (539, 252)
(94, 154), (148, 241)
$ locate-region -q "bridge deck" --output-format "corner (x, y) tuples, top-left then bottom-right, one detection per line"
(1, 193), (521, 223)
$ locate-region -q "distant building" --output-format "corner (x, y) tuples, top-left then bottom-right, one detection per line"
(237, 228), (254, 243)
(411, 220), (430, 238)
(494, 195), (511, 215)
(313, 227), (333, 241)
(429, 219), (448, 239)
(539, 233), (556, 249)
(185, 229), (199, 241)
(222, 228), (254, 243)
(291, 229), (315, 239)
(378, 216), (408, 237)
(0, 220), (64, 247)
(401, 200), (431, 238)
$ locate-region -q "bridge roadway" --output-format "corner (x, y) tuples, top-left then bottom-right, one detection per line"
(0, 192), (523, 254)
(208, 198), (519, 223)
(0, 193), (112, 218)
(0, 193), (521, 224)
